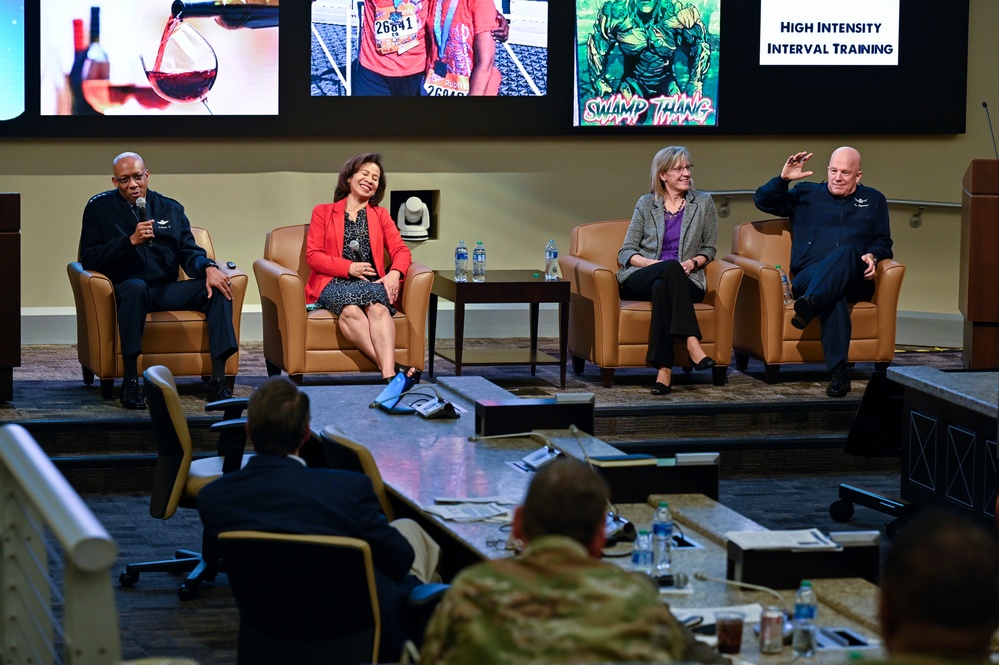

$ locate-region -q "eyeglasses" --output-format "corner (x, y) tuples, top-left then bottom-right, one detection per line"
(114, 173), (147, 185)
(666, 164), (694, 174)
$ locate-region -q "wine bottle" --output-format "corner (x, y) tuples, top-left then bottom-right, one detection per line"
(80, 7), (111, 114)
(68, 18), (98, 115)
(171, 0), (279, 29)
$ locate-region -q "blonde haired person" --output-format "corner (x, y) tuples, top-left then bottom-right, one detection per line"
(616, 146), (718, 395)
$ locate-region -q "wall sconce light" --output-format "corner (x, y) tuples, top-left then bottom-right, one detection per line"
(909, 205), (924, 228)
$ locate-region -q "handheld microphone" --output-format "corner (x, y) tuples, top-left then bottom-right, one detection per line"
(348, 240), (372, 280)
(136, 196), (152, 245)
(984, 102), (999, 160)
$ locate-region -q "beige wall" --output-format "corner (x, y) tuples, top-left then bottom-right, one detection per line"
(2, 0), (996, 327)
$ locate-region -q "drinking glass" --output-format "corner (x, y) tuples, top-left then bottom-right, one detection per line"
(140, 21), (218, 114)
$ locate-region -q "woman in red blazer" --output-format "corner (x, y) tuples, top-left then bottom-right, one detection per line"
(305, 153), (415, 381)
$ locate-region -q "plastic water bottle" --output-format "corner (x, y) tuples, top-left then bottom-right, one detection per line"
(631, 529), (653, 575)
(792, 580), (818, 657)
(454, 240), (468, 282)
(544, 239), (560, 281)
(776, 264), (793, 304)
(472, 241), (486, 282)
(651, 501), (673, 574)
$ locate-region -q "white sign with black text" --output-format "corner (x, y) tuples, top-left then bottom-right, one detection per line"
(759, 0), (899, 66)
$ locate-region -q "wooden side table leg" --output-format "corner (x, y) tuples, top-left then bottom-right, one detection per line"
(454, 303), (465, 376)
(559, 301), (568, 389)
(529, 303), (539, 376)
(428, 293), (438, 377)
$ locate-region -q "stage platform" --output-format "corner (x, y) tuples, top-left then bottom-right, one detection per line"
(1, 342), (961, 492)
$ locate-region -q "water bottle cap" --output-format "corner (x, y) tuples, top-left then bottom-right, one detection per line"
(658, 501), (668, 507)
(638, 529), (649, 535)
(801, 580), (812, 586)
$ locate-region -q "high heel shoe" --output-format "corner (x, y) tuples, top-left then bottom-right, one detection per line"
(394, 362), (422, 384)
(651, 382), (672, 396)
(691, 356), (716, 371)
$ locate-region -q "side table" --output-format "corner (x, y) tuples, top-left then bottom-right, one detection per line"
(428, 270), (570, 388)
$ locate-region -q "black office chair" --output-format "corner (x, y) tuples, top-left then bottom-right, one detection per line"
(118, 365), (252, 600)
(219, 530), (448, 665)
(321, 425), (395, 520)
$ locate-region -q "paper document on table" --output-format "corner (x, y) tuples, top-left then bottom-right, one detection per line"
(424, 502), (510, 522)
(725, 528), (841, 551)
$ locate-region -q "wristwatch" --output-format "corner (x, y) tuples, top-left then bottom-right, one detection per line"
(205, 261), (219, 271)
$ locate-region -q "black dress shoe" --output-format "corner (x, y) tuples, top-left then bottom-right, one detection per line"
(792, 295), (820, 330)
(651, 382), (672, 395)
(691, 356), (716, 371)
(207, 378), (234, 402)
(826, 363), (851, 398)
(120, 378), (147, 410)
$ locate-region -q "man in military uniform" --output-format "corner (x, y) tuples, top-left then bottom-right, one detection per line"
(585, 0), (711, 100)
(419, 458), (726, 665)
(80, 152), (237, 409)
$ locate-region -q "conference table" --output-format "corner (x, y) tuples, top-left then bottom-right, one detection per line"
(301, 376), (883, 662)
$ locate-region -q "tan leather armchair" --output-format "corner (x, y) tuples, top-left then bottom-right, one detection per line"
(253, 224), (433, 382)
(723, 219), (906, 383)
(67, 227), (247, 399)
(561, 220), (744, 388)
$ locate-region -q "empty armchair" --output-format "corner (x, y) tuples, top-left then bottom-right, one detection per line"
(68, 227), (247, 399)
(723, 218), (906, 382)
(562, 220), (744, 388)
(253, 224), (434, 382)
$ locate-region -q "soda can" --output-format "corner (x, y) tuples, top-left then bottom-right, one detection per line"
(759, 606), (785, 654)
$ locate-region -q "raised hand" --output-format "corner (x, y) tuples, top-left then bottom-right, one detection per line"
(781, 151), (814, 181)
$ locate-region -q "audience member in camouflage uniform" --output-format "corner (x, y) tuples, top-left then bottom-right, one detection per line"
(420, 458), (727, 665)
(873, 509), (999, 665)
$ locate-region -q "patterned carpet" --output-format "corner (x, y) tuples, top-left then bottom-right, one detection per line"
(1, 341), (964, 421)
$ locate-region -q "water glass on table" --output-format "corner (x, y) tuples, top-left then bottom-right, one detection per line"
(714, 610), (745, 655)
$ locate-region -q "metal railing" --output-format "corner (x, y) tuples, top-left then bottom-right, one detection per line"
(706, 189), (960, 227)
(0, 423), (121, 665)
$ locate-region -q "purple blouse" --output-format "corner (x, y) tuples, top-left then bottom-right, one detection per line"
(658, 206), (684, 261)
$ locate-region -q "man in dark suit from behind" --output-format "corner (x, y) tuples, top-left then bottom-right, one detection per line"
(197, 376), (440, 659)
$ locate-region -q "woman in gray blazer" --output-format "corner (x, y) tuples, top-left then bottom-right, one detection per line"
(616, 146), (718, 395)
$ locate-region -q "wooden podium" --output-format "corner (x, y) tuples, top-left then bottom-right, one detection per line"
(960, 160), (999, 369)
(0, 193), (20, 401)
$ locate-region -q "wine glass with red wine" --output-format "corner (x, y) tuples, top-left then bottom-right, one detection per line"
(140, 20), (218, 115)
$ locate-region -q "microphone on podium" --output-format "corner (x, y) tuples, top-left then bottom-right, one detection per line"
(983, 102), (999, 159)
